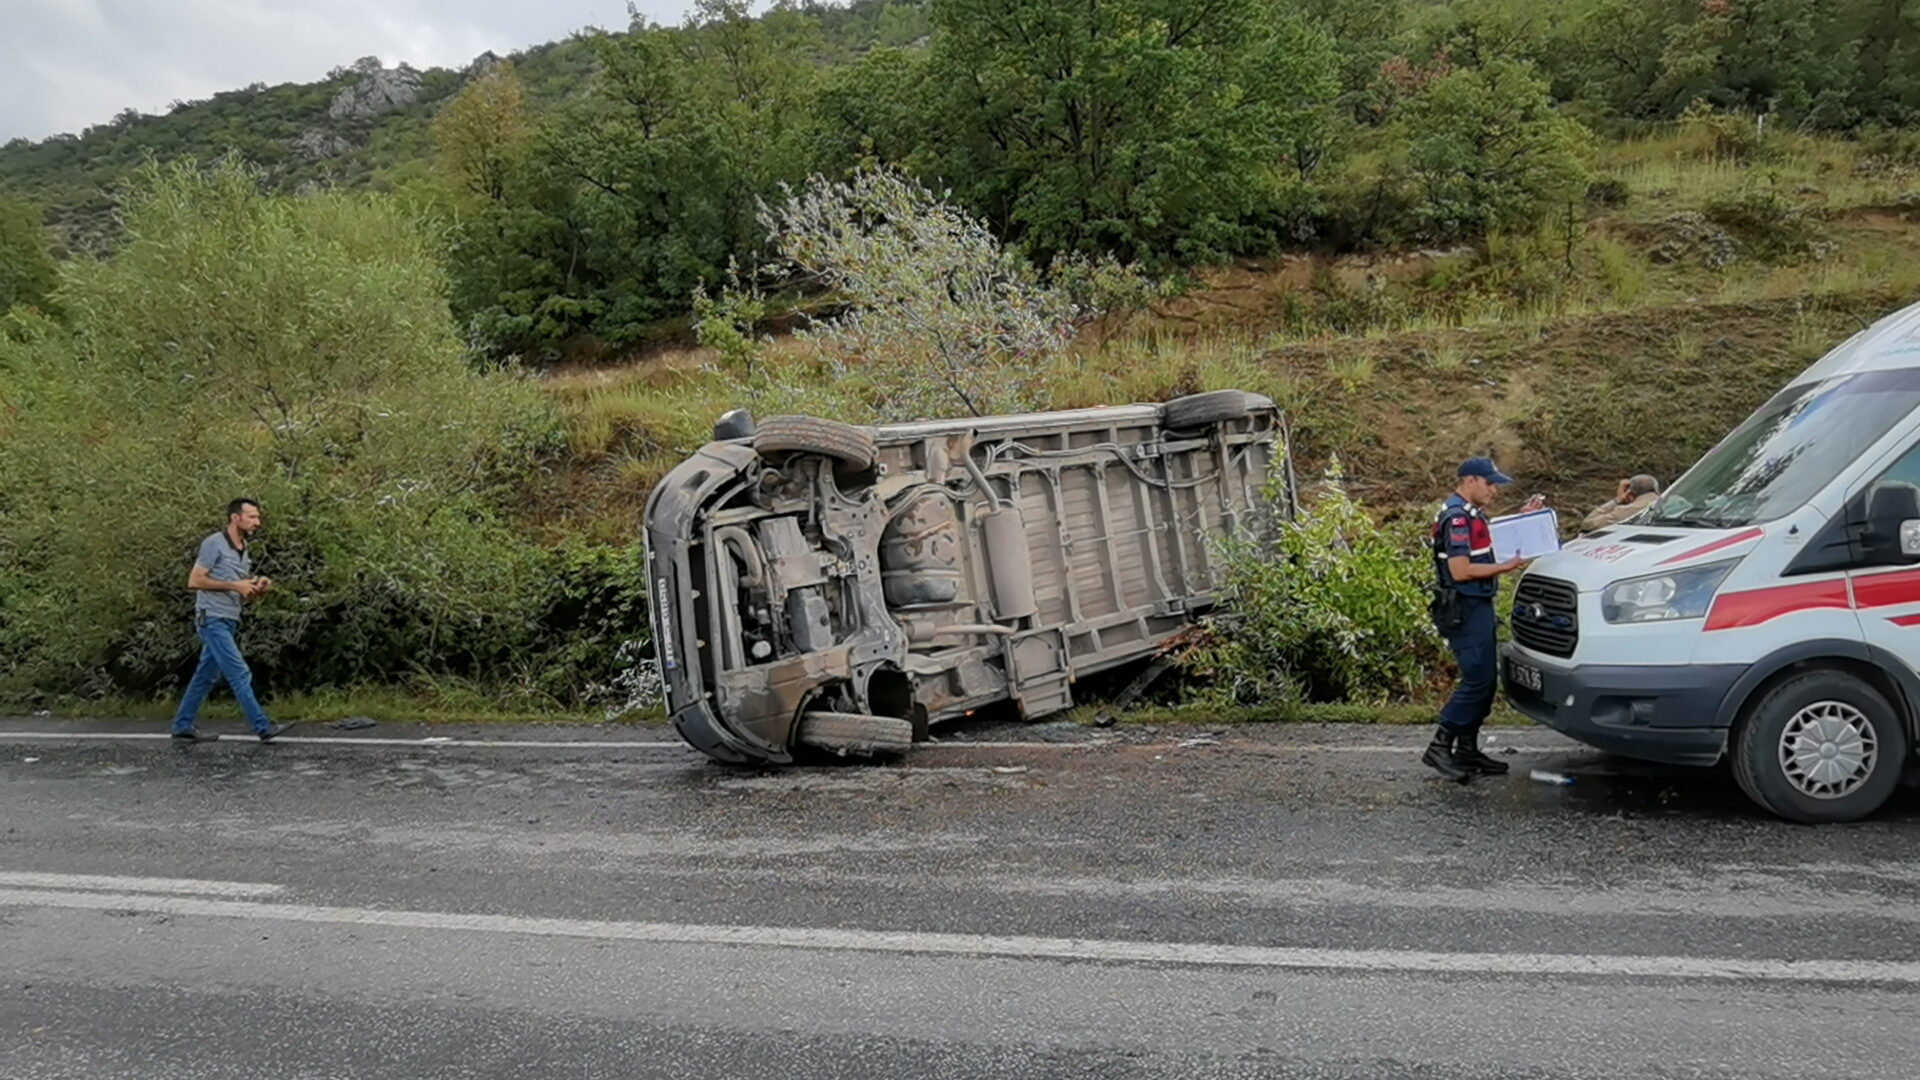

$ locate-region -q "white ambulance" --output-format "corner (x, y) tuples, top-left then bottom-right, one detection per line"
(1502, 300), (1920, 822)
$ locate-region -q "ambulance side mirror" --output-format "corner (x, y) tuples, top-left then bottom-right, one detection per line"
(1865, 482), (1920, 563)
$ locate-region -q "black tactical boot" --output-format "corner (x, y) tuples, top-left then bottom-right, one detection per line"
(1422, 724), (1471, 783)
(1452, 722), (1509, 776)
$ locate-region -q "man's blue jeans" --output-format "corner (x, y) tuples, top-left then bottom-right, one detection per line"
(171, 616), (272, 735)
(1439, 596), (1498, 732)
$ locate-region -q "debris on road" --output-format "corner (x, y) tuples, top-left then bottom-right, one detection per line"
(333, 716), (377, 731)
(1530, 769), (1575, 786)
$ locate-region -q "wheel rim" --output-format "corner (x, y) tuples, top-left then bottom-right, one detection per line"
(1777, 700), (1878, 800)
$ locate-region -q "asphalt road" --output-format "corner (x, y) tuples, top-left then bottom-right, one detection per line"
(3, 715), (1918, 1079)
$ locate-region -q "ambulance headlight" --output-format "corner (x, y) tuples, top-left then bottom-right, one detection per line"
(1601, 561), (1737, 624)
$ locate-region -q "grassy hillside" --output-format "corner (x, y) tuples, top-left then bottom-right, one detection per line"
(529, 127), (1920, 543)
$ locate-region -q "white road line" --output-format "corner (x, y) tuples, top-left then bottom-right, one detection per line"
(0, 731), (1568, 754)
(0, 886), (1907, 984)
(0, 733), (689, 749)
(0, 872), (284, 898)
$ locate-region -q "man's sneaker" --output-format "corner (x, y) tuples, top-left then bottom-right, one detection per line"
(1421, 724), (1471, 784)
(171, 729), (221, 742)
(257, 720), (301, 743)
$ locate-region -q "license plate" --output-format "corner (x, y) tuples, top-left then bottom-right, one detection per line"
(1509, 660), (1543, 692)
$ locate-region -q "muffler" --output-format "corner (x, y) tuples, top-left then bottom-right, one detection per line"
(980, 506), (1038, 621)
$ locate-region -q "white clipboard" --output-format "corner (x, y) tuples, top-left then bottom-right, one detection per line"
(1488, 508), (1561, 561)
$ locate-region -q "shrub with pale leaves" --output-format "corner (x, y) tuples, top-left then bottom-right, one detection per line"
(755, 168), (1083, 421)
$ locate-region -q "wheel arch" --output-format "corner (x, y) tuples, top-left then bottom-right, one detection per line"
(1715, 638), (1920, 750)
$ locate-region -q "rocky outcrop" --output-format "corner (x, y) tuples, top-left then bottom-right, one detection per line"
(466, 51), (504, 78)
(327, 66), (421, 121)
(291, 128), (352, 161)
(1642, 212), (1742, 268)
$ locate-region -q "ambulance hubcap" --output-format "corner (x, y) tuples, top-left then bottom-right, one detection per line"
(1779, 701), (1876, 800)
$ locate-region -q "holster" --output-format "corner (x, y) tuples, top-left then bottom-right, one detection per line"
(1426, 582), (1464, 635)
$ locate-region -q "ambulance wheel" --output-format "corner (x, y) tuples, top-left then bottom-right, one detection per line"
(1731, 670), (1907, 824)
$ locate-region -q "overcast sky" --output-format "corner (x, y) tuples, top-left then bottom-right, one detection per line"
(1, 0), (700, 142)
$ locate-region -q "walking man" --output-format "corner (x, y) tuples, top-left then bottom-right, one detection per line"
(170, 498), (294, 743)
(1424, 458), (1539, 781)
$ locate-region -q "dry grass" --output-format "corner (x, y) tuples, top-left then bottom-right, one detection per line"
(1328, 353), (1378, 391)
(1592, 235), (1647, 304)
(1595, 127), (1916, 216)
(1422, 340), (1467, 372)
(1789, 312), (1838, 360)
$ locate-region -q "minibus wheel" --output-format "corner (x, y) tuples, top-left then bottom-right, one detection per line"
(1162, 390), (1252, 430)
(1731, 670), (1908, 824)
(751, 415), (878, 471)
(794, 711), (914, 757)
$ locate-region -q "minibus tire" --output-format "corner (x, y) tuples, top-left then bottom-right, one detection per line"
(794, 711), (914, 757)
(1730, 670), (1907, 824)
(751, 416), (878, 471)
(1162, 390), (1252, 430)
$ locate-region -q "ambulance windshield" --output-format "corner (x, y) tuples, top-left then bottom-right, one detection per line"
(1647, 367), (1920, 528)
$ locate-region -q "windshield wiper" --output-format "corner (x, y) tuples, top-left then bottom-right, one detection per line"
(1649, 505), (1748, 529)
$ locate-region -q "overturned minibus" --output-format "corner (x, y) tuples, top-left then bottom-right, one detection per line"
(644, 391), (1288, 765)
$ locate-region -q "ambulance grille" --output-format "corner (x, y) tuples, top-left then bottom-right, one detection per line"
(1510, 575), (1578, 658)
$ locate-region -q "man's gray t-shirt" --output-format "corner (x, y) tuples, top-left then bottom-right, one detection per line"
(193, 531), (251, 621)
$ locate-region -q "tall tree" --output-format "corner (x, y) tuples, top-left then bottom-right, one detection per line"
(1397, 58), (1591, 242)
(921, 0), (1340, 263)
(433, 64), (533, 205)
(470, 0), (823, 354)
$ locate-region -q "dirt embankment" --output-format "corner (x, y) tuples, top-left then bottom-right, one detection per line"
(1254, 294), (1900, 521)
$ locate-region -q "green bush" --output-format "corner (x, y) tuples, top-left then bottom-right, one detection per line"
(757, 167), (1082, 420)
(1585, 177), (1631, 208)
(1182, 477), (1442, 705)
(1395, 58), (1591, 243)
(532, 538), (655, 708)
(0, 158), (564, 698)
(1703, 187), (1825, 264)
(0, 197), (58, 315)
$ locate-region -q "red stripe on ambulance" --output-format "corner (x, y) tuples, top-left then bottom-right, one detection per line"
(1849, 567), (1920, 611)
(1705, 566), (1920, 632)
(1657, 527), (1764, 566)
(1703, 580), (1851, 631)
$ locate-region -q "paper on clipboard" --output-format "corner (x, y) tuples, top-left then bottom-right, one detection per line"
(1488, 508), (1561, 561)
